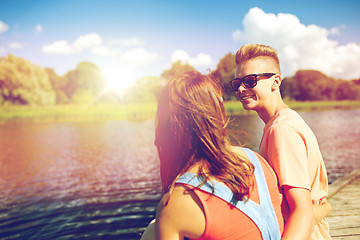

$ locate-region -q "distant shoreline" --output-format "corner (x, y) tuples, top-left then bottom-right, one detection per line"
(1, 100), (360, 124)
(225, 100), (360, 115)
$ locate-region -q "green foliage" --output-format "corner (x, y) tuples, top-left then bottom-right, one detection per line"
(297, 70), (336, 100)
(0, 54), (56, 105)
(71, 89), (94, 104)
(46, 68), (70, 104)
(281, 70), (360, 101)
(335, 81), (360, 100)
(1, 53), (360, 107)
(135, 76), (166, 99)
(161, 60), (196, 81)
(64, 62), (107, 103)
(122, 85), (157, 103)
(210, 53), (237, 100)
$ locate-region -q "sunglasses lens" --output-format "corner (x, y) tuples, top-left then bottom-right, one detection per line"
(243, 76), (257, 88)
(231, 79), (241, 91)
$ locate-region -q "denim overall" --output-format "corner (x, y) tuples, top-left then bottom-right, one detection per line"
(176, 147), (281, 240)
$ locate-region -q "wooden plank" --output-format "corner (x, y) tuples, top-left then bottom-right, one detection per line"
(327, 170), (360, 239)
(328, 169), (360, 199)
(330, 227), (360, 236)
(332, 236), (360, 240)
(330, 208), (360, 216)
(327, 215), (360, 229)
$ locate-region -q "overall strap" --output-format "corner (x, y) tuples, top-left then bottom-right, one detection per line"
(176, 148), (281, 240)
(241, 147), (281, 240)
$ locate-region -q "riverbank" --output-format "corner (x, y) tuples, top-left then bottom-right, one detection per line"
(0, 103), (157, 124)
(225, 99), (360, 115)
(1, 100), (360, 123)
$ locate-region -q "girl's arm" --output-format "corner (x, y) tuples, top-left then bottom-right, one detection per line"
(140, 219), (156, 240)
(155, 185), (205, 240)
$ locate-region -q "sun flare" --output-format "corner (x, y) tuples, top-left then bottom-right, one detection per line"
(103, 67), (137, 93)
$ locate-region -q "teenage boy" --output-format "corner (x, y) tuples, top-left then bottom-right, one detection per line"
(232, 44), (331, 240)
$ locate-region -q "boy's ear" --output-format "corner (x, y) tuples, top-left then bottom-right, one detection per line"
(272, 74), (282, 91)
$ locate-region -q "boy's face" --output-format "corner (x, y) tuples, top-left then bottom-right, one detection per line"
(234, 56), (277, 111)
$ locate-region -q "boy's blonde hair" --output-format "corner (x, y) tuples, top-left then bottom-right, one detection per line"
(235, 44), (280, 73)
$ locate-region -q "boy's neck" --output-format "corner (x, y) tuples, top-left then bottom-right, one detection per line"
(257, 98), (289, 124)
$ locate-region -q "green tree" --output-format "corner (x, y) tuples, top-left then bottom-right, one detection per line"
(352, 79), (360, 85)
(122, 85), (157, 103)
(63, 62), (107, 103)
(117, 76), (165, 103)
(161, 61), (196, 82)
(211, 53), (236, 100)
(46, 68), (70, 104)
(291, 70), (337, 100)
(280, 76), (300, 100)
(136, 76), (166, 99)
(0, 54), (55, 105)
(335, 80), (360, 100)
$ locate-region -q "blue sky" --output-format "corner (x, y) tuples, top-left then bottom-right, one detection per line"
(1, 0), (359, 89)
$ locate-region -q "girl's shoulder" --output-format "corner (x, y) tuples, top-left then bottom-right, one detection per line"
(156, 184), (205, 238)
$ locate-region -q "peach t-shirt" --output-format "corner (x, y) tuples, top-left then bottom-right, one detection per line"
(259, 108), (331, 240)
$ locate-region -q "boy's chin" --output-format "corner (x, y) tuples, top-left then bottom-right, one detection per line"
(241, 103), (253, 111)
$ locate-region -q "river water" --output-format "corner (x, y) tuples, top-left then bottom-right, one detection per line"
(0, 109), (359, 239)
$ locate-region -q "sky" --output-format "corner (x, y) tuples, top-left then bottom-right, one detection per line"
(1, 0), (360, 90)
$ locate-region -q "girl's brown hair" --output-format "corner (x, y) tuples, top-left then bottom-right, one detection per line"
(155, 71), (254, 201)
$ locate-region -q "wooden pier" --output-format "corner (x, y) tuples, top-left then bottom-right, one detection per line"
(327, 169), (360, 239)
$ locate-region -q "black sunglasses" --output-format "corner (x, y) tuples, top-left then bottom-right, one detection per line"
(230, 73), (276, 91)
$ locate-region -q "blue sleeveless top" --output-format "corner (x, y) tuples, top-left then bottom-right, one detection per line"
(175, 147), (281, 240)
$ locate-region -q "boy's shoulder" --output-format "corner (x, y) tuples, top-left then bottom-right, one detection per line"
(271, 108), (307, 129)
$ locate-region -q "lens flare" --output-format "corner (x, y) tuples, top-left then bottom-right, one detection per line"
(103, 67), (137, 93)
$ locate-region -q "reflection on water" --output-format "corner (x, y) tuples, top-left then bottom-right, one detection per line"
(0, 109), (359, 239)
(227, 109), (360, 181)
(300, 110), (360, 181)
(0, 120), (161, 239)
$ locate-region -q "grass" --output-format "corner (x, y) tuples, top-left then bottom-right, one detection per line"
(1, 100), (360, 124)
(0, 103), (157, 124)
(225, 100), (360, 116)
(285, 99), (360, 111)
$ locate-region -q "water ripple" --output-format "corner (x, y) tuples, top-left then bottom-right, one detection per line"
(0, 111), (359, 239)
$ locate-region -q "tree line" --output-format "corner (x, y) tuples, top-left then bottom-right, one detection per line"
(1, 53), (360, 106)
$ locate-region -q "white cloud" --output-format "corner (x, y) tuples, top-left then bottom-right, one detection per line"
(171, 50), (212, 67)
(121, 48), (158, 65)
(232, 7), (360, 79)
(171, 50), (189, 63)
(0, 21), (9, 34)
(92, 45), (123, 57)
(9, 42), (23, 49)
(329, 27), (340, 36)
(42, 33), (159, 72)
(73, 33), (102, 50)
(42, 40), (77, 55)
(42, 33), (103, 55)
(35, 24), (43, 33)
(109, 37), (146, 47)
